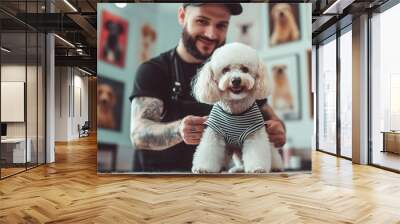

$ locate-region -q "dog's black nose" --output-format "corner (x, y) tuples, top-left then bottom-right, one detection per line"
(232, 78), (241, 87)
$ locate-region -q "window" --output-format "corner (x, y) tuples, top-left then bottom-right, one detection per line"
(339, 28), (352, 158)
(317, 36), (337, 154)
(371, 3), (400, 171)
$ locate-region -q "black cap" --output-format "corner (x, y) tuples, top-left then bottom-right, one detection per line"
(183, 3), (242, 15)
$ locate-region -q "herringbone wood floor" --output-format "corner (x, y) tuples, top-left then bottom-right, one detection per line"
(1, 135), (400, 224)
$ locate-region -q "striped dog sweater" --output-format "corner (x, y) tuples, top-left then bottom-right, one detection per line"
(205, 102), (265, 147)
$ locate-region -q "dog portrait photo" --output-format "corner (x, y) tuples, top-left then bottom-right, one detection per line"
(138, 23), (157, 63)
(268, 3), (301, 46)
(228, 3), (262, 49)
(236, 22), (254, 46)
(266, 55), (301, 120)
(98, 10), (129, 67)
(97, 76), (124, 131)
(272, 65), (294, 111)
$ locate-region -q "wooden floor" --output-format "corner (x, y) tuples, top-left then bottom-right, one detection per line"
(372, 150), (400, 171)
(1, 167), (26, 178)
(1, 135), (400, 223)
(1, 163), (45, 178)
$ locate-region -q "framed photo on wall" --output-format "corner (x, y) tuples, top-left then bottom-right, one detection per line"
(228, 3), (263, 50)
(98, 10), (129, 68)
(138, 23), (157, 63)
(98, 143), (117, 172)
(97, 76), (125, 131)
(268, 3), (301, 46)
(264, 54), (302, 120)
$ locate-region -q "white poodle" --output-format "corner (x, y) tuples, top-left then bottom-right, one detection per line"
(191, 42), (283, 173)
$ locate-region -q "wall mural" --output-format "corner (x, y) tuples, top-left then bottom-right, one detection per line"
(97, 3), (312, 174)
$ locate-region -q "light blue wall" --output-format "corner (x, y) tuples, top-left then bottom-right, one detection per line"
(97, 3), (160, 170)
(97, 3), (312, 170)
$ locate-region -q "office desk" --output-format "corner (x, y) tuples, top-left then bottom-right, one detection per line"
(381, 131), (400, 154)
(1, 138), (31, 163)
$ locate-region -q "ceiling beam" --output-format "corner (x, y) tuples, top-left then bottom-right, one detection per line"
(322, 0), (356, 14)
(66, 13), (96, 45)
(55, 55), (96, 72)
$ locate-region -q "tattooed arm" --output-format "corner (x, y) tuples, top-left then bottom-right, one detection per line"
(130, 96), (182, 150)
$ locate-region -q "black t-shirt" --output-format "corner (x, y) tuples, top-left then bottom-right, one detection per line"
(130, 48), (212, 172)
(130, 48), (267, 172)
(130, 48), (212, 120)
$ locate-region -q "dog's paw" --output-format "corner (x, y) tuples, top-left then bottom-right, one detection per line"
(228, 166), (244, 173)
(245, 167), (268, 173)
(192, 166), (220, 174)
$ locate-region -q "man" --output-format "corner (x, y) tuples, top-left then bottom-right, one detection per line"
(129, 3), (286, 172)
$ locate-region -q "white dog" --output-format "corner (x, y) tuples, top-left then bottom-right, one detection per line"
(191, 42), (283, 173)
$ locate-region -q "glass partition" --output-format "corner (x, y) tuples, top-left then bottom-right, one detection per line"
(0, 1), (46, 179)
(27, 31), (38, 169)
(1, 31), (28, 178)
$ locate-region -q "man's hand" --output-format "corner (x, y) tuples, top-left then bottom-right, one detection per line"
(179, 115), (207, 145)
(265, 120), (286, 148)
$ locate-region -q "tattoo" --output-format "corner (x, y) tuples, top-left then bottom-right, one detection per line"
(130, 97), (182, 150)
(134, 121), (182, 150)
(132, 97), (164, 121)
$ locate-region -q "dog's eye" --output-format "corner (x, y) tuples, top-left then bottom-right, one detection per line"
(222, 67), (230, 73)
(240, 66), (249, 73)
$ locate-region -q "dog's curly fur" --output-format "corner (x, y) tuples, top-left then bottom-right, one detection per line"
(191, 42), (283, 173)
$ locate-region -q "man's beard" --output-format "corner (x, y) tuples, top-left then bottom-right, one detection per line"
(182, 26), (225, 61)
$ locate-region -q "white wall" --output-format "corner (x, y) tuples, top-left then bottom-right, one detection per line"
(54, 67), (89, 141)
(72, 73), (89, 138)
(1, 66), (26, 135)
(1, 65), (26, 140)
(55, 67), (68, 141)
